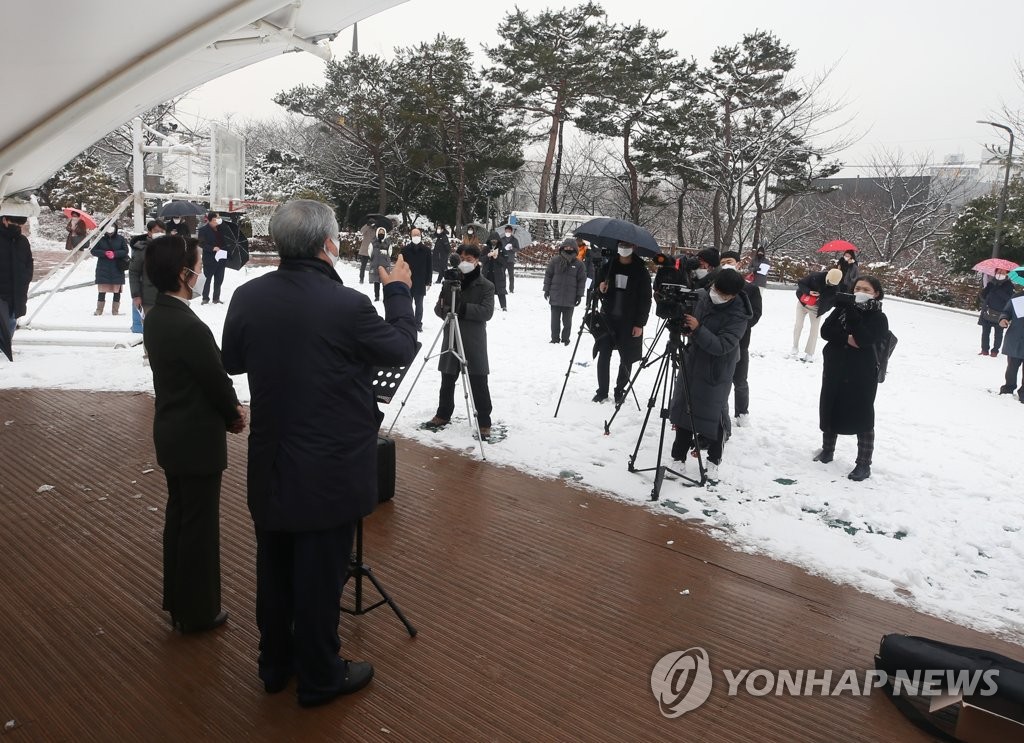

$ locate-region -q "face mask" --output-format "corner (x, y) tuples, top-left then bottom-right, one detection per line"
(151, 231), (164, 238)
(436, 229), (443, 235)
(694, 268), (708, 279)
(458, 261), (475, 274)
(187, 269), (206, 300)
(854, 292), (874, 304)
(322, 242), (339, 267)
(505, 232), (513, 237)
(720, 264), (738, 271)
(411, 235), (422, 244)
(995, 274), (1007, 281)
(561, 249), (575, 256)
(709, 288), (730, 305)
(104, 226), (115, 235)
(211, 218), (221, 227)
(617, 247), (633, 257)
(466, 229), (474, 236)
(173, 218), (181, 224)
(377, 232), (386, 240)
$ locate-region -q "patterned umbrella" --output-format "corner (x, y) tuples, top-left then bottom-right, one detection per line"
(972, 258), (1019, 277)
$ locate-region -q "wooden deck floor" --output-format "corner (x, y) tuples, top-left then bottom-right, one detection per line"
(0, 388), (1019, 741)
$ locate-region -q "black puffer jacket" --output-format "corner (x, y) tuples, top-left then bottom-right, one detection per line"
(979, 277), (1013, 325)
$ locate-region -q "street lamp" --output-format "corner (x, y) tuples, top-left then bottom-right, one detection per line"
(977, 120), (1015, 259)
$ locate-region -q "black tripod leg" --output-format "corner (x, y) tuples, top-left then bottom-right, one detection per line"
(605, 319), (669, 435)
(554, 292), (602, 418)
(342, 521), (417, 637)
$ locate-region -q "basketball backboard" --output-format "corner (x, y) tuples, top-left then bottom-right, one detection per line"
(209, 125), (246, 212)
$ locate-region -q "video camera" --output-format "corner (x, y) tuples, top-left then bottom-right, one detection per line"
(441, 254), (462, 295)
(834, 292), (881, 312)
(654, 283), (701, 328)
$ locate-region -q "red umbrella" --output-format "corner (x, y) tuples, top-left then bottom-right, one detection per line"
(972, 258), (1019, 277)
(62, 207), (98, 231)
(818, 239), (857, 253)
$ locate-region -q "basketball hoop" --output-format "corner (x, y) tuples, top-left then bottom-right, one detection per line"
(228, 199), (279, 238)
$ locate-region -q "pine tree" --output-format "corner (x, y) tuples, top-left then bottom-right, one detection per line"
(940, 178), (1024, 272)
(39, 156), (122, 213)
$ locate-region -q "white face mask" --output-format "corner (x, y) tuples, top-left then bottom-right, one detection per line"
(709, 288), (730, 305)
(617, 247), (633, 257)
(458, 260), (475, 274)
(211, 218), (221, 227)
(854, 291), (874, 304)
(411, 235), (422, 244)
(185, 268), (206, 299)
(151, 231), (164, 238)
(323, 241), (339, 267)
(505, 232), (513, 238)
(466, 230), (474, 236)
(695, 268), (708, 279)
(720, 264), (738, 271)
(104, 226), (115, 235)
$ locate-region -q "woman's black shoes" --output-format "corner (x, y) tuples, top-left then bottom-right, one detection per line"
(173, 610), (229, 634)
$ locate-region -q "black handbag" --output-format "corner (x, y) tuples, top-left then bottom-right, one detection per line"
(981, 306), (1002, 324)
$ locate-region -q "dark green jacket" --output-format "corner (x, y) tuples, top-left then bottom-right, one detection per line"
(144, 294), (240, 475)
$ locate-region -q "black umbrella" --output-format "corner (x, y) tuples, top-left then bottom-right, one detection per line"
(0, 297), (13, 362)
(158, 201), (206, 218)
(362, 213), (394, 230)
(574, 217), (662, 259)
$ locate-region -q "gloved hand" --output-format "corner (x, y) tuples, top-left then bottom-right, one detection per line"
(575, 298), (581, 306)
(104, 250), (115, 259)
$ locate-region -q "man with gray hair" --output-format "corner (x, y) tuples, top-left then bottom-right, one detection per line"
(221, 199), (417, 707)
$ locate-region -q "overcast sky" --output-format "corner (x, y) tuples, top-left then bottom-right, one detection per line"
(177, 0), (1024, 174)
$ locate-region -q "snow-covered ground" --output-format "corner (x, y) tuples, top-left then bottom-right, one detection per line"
(5, 243), (1023, 644)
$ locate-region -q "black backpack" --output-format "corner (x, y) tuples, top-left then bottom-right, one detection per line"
(876, 330), (898, 383)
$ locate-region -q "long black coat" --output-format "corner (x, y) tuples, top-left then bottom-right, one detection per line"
(819, 304), (889, 435)
(669, 290), (753, 437)
(431, 232), (452, 271)
(144, 294), (240, 475)
(91, 232), (128, 286)
(222, 258), (417, 531)
(481, 234), (508, 296)
(197, 220), (245, 267)
(128, 234), (159, 309)
(0, 224), (33, 317)
(499, 234), (520, 265)
(598, 256), (652, 364)
(434, 265), (494, 375)
(400, 242), (433, 297)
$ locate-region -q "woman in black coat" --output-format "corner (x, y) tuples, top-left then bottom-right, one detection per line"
(978, 270), (1013, 356)
(481, 231), (508, 310)
(91, 224), (129, 315)
(143, 235), (245, 633)
(815, 275), (889, 482)
(432, 226), (452, 283)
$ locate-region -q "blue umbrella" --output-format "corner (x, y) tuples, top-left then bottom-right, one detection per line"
(574, 217), (662, 259)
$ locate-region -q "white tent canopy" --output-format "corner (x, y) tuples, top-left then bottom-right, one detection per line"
(0, 0), (405, 201)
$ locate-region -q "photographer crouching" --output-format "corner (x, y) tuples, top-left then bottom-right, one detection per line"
(668, 269), (752, 482)
(423, 244), (496, 439)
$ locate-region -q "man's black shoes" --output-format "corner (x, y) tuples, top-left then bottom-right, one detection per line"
(297, 661), (374, 707)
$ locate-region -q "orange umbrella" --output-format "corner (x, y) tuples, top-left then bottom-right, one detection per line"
(62, 207), (97, 230)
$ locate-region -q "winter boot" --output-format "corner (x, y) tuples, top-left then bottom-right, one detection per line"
(94, 301), (105, 316)
(848, 463), (871, 481)
(813, 449), (834, 464)
(111, 302), (120, 316)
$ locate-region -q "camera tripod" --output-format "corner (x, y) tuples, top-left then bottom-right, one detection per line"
(342, 519), (417, 636)
(552, 287), (640, 418)
(621, 319), (708, 499)
(388, 283), (487, 459)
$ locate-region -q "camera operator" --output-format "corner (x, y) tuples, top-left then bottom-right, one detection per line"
(423, 244), (496, 438)
(719, 251), (762, 426)
(652, 247), (719, 296)
(668, 269), (752, 482)
(593, 242), (652, 404)
(791, 267), (843, 362)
